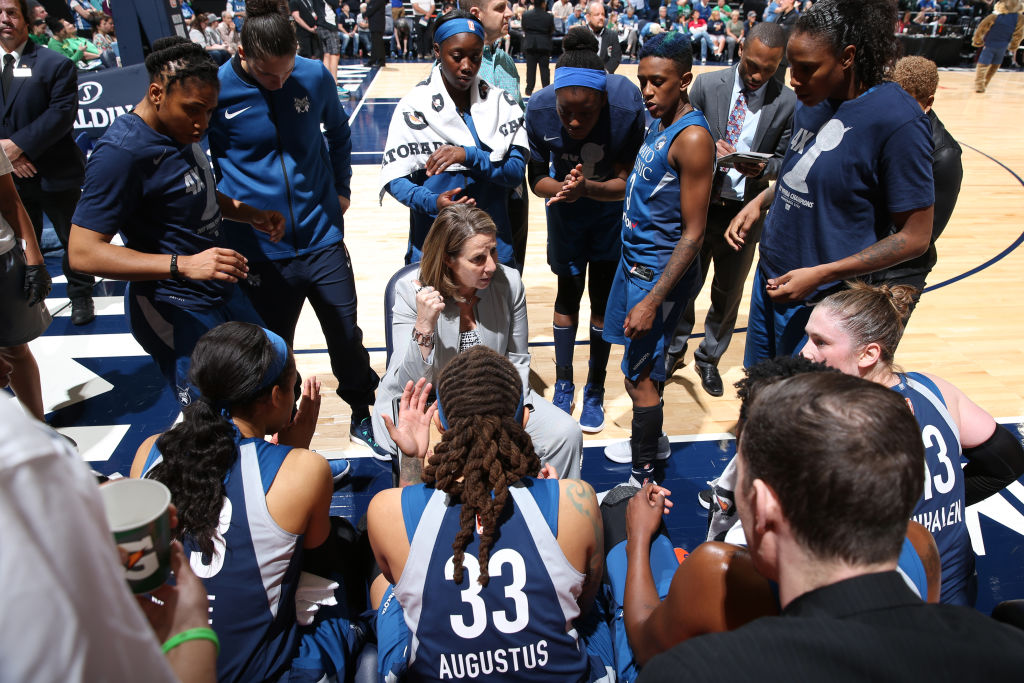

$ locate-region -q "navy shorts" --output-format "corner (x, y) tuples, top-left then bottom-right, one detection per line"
(546, 199), (622, 277)
(603, 260), (700, 382)
(127, 282), (264, 405)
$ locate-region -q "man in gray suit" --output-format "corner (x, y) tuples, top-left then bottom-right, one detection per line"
(666, 21), (795, 396)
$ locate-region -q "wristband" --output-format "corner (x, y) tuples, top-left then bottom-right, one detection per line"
(162, 627), (220, 655)
(169, 254), (185, 281)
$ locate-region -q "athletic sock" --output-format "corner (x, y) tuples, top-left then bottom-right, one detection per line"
(553, 323), (578, 381)
(630, 403), (663, 469)
(586, 324), (610, 387)
(351, 405), (370, 424)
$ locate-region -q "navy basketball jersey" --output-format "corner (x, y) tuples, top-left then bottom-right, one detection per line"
(146, 438), (304, 682)
(395, 480), (590, 681)
(892, 372), (973, 605)
(620, 109), (712, 290)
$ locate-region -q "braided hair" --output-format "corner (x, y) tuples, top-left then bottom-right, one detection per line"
(793, 0), (900, 90)
(144, 36), (219, 93)
(424, 347), (541, 586)
(638, 29), (693, 76)
(147, 322), (295, 555)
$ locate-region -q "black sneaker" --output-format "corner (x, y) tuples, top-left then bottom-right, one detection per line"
(349, 417), (392, 459)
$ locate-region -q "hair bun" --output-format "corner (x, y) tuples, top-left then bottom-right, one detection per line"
(562, 26), (600, 53)
(245, 0), (284, 19)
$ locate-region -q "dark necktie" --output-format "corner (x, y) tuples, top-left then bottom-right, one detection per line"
(2, 54), (14, 100)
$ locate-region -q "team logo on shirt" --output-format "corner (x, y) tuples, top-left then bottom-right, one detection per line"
(654, 136), (666, 151)
(293, 96), (311, 114)
(502, 90), (517, 106)
(404, 110), (429, 130)
(432, 93), (445, 112)
(183, 168), (205, 195)
(478, 81), (490, 100)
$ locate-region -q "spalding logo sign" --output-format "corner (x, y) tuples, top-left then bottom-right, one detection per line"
(78, 81), (103, 106)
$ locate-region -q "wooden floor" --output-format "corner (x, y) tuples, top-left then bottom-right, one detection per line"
(301, 63), (1024, 454)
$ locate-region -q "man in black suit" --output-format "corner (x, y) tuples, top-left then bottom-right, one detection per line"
(521, 0), (554, 95)
(584, 1), (621, 73)
(365, 0), (388, 66)
(637, 372), (1024, 682)
(665, 21), (794, 395)
(0, 0), (92, 324)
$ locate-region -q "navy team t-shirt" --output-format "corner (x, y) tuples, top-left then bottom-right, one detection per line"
(72, 113), (231, 310)
(758, 82), (934, 298)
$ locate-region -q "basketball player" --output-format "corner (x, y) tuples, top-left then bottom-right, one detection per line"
(367, 347), (615, 681)
(525, 27), (644, 433)
(602, 30), (714, 481)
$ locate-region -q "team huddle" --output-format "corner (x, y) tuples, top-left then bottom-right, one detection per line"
(4, 0), (1024, 679)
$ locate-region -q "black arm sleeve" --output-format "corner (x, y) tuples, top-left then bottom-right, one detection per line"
(962, 425), (1024, 506)
(528, 158), (550, 194)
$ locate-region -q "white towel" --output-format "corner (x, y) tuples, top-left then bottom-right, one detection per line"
(378, 64), (527, 201)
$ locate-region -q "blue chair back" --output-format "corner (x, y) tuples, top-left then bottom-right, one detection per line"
(384, 262), (421, 367)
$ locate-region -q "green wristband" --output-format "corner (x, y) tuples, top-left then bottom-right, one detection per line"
(161, 627), (220, 655)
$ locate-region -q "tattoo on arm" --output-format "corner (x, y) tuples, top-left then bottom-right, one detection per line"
(650, 236), (700, 302)
(566, 481), (603, 580)
(399, 455), (424, 487)
(853, 233), (907, 270)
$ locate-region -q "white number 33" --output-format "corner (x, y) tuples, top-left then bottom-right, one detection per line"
(446, 548), (529, 639)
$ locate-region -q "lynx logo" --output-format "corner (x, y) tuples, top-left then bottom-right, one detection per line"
(404, 110), (429, 130)
(294, 96), (311, 113)
(432, 93), (445, 112)
(176, 384), (192, 405)
(78, 81), (102, 106)
(183, 168), (205, 195)
(654, 137), (666, 151)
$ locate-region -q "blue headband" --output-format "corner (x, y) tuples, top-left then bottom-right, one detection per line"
(257, 327), (289, 391)
(553, 67), (607, 91)
(435, 386), (526, 430)
(433, 17), (486, 45)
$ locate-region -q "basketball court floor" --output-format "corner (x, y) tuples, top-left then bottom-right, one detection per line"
(25, 60), (1024, 613)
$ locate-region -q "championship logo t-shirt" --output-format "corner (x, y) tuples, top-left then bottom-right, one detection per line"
(758, 82), (934, 298)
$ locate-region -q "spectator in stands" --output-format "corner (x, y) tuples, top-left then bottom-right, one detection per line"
(915, 0), (949, 31)
(619, 4), (640, 58)
(45, 16), (103, 68)
(356, 2), (372, 57)
(368, 346), (607, 681)
(552, 0), (573, 33)
(187, 13), (230, 64)
(972, 0), (1023, 92)
(133, 322), (361, 682)
(687, 8), (714, 62)
(668, 0), (691, 23)
(218, 10), (240, 54)
(724, 8), (741, 59)
(567, 3), (585, 29)
(869, 57), (961, 318)
(586, 1), (622, 72)
(289, 0), (322, 59)
(636, 372), (1024, 681)
(68, 0), (101, 32)
(337, 2), (357, 56)
(370, 206), (584, 477)
(522, 0), (555, 94)
(0, 146), (50, 422)
(707, 8), (727, 58)
(769, 0), (798, 85)
(91, 12), (118, 59)
(508, 3), (525, 56)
